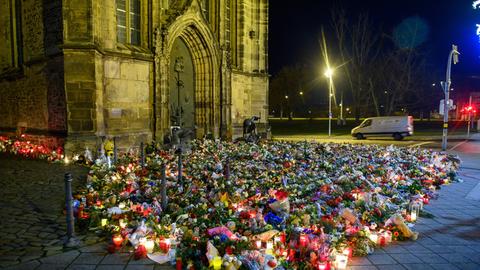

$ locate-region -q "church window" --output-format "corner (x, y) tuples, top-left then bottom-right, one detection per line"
(116, 0), (141, 45)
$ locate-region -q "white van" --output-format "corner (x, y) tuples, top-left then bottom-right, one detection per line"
(351, 116), (414, 140)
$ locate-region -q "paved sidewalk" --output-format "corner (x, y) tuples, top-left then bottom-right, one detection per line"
(2, 151), (480, 270)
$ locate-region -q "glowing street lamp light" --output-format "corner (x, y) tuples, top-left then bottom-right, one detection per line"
(324, 68), (334, 78)
(324, 68), (334, 136)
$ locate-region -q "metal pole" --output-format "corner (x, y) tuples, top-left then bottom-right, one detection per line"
(113, 137), (117, 163)
(224, 159), (230, 181)
(161, 164), (168, 210)
(177, 148), (182, 185)
(441, 45), (459, 151)
(140, 142), (145, 167)
(64, 173), (79, 247)
(328, 79), (332, 136)
(467, 95), (472, 138)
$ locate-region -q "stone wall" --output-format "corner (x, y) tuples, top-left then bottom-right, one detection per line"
(0, 0), (66, 142)
(231, 71), (268, 138)
(102, 56), (153, 148)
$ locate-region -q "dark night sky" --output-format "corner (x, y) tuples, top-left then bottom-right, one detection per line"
(269, 0), (480, 93)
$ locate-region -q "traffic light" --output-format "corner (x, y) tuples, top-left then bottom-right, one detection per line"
(461, 105), (477, 114)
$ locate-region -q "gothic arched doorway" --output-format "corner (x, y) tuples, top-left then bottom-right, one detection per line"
(169, 38), (195, 132)
(157, 20), (220, 140)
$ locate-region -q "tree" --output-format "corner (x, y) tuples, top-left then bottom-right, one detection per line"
(330, 10), (382, 120)
(269, 65), (311, 117)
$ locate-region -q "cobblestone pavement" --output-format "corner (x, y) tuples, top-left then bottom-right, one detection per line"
(1, 149), (480, 269)
(0, 154), (92, 268)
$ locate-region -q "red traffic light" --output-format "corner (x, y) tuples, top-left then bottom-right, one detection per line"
(461, 105), (476, 113)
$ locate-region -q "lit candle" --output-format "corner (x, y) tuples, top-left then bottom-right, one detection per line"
(159, 238), (171, 253)
(384, 231), (392, 243)
(342, 247), (352, 258)
(369, 232), (378, 243)
(274, 236), (281, 244)
(119, 219), (127, 228)
(145, 239), (155, 253)
(318, 262), (330, 270)
(409, 202), (420, 222)
(335, 254), (348, 269)
(112, 234), (123, 246)
(266, 241), (273, 255)
(299, 233), (308, 247)
(212, 256), (222, 270)
(101, 218), (108, 227)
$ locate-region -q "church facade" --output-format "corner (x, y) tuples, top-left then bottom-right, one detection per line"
(0, 0), (269, 152)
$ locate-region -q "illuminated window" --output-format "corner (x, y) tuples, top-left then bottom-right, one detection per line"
(116, 0), (141, 45)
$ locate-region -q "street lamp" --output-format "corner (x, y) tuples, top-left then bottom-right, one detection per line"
(324, 68), (334, 136)
(440, 44), (460, 151)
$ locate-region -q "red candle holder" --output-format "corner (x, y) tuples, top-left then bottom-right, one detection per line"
(112, 234), (123, 247)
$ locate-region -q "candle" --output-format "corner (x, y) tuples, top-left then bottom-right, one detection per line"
(119, 219), (127, 228)
(176, 257), (182, 270)
(299, 233), (308, 247)
(318, 262), (330, 270)
(342, 247), (352, 258)
(335, 254), (348, 269)
(280, 232), (287, 243)
(369, 232), (378, 243)
(101, 218), (108, 227)
(212, 256), (222, 270)
(384, 231), (392, 243)
(409, 201), (420, 222)
(266, 241), (273, 255)
(159, 238), (171, 253)
(145, 239), (155, 253)
(112, 234), (123, 246)
(274, 236), (281, 244)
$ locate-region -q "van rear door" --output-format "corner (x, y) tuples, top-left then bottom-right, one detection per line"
(408, 116), (414, 134)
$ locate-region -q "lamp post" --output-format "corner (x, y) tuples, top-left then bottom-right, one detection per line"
(440, 44), (460, 151)
(324, 68), (334, 136)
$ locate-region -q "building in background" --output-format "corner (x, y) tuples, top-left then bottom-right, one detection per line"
(0, 0), (269, 152)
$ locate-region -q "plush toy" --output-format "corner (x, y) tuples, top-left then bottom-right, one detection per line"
(252, 230), (279, 242)
(391, 214), (418, 240)
(340, 208), (358, 224)
(104, 139), (114, 157)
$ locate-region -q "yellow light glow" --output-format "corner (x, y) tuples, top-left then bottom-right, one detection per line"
(324, 68), (334, 78)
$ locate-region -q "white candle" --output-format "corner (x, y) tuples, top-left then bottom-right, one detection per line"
(145, 239), (155, 253)
(119, 219), (127, 228)
(335, 254), (348, 269)
(369, 232), (378, 243)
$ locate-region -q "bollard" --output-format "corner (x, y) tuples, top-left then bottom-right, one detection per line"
(140, 142), (145, 167)
(224, 159), (230, 181)
(113, 137), (117, 163)
(64, 173), (80, 247)
(161, 164), (168, 210)
(177, 148), (183, 185)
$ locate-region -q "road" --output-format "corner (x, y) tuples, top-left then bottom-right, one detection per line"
(272, 133), (479, 150)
